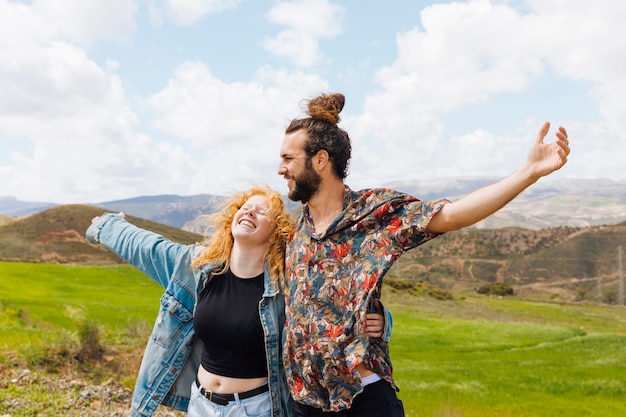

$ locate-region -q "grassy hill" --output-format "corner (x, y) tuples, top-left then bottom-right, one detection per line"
(1, 261), (625, 416)
(0, 204), (203, 264)
(389, 223), (626, 301)
(0, 214), (14, 226)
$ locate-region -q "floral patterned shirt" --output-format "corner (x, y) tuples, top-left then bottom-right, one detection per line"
(283, 187), (448, 411)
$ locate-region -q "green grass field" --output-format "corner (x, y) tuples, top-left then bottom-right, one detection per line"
(389, 294), (626, 416)
(0, 262), (163, 350)
(1, 261), (626, 416)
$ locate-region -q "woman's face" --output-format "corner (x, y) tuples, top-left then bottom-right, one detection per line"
(231, 195), (273, 246)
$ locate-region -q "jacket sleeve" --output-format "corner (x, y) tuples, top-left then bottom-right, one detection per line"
(85, 212), (191, 289)
(379, 301), (393, 342)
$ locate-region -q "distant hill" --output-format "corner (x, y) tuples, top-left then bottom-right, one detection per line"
(0, 204), (203, 264)
(0, 204), (625, 303)
(0, 196), (57, 217)
(95, 194), (225, 232)
(1, 177), (625, 230)
(391, 222), (626, 301)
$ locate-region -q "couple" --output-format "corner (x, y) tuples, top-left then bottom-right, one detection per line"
(86, 92), (570, 417)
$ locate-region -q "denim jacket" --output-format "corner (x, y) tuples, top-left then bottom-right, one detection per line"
(86, 213), (292, 417)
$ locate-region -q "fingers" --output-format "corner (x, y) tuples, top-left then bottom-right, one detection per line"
(539, 123), (569, 145)
(365, 328), (383, 338)
(538, 123), (570, 161)
(366, 299), (384, 338)
(367, 329), (383, 338)
(557, 131), (570, 155)
(556, 126), (570, 150)
(536, 121), (550, 144)
(365, 313), (383, 338)
(553, 126), (570, 167)
(365, 313), (383, 321)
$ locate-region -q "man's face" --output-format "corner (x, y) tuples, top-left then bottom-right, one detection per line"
(278, 130), (321, 203)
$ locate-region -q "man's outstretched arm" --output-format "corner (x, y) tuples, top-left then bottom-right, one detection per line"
(427, 122), (570, 234)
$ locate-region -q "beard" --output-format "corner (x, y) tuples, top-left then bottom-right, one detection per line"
(288, 158), (321, 203)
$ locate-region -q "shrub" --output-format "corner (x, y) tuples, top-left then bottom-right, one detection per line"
(429, 287), (454, 300)
(603, 290), (617, 305)
(475, 282), (515, 296)
(77, 320), (104, 361)
(385, 277), (453, 300)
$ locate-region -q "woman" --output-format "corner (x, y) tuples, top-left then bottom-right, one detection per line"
(86, 185), (293, 417)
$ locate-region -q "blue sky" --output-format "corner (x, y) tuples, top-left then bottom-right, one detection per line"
(0, 0), (624, 204)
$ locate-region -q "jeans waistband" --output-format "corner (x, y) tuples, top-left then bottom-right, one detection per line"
(195, 376), (269, 406)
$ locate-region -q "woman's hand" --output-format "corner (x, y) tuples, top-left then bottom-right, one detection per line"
(365, 299), (384, 338)
(91, 212), (125, 223)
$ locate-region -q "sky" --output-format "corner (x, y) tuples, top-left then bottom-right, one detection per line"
(1, 0), (625, 205)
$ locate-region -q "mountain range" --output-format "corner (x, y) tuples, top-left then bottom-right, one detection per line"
(1, 177), (625, 232)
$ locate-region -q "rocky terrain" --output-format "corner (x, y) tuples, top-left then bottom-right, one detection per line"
(1, 367), (185, 417)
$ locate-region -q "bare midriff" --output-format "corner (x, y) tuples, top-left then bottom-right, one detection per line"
(197, 362), (372, 393)
(197, 365), (268, 394)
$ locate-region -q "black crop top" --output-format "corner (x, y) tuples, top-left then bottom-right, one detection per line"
(193, 269), (267, 378)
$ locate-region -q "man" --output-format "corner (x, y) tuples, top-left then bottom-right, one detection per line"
(277, 93), (570, 416)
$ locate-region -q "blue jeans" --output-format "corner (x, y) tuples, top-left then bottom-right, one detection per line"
(292, 380), (404, 417)
(188, 381), (272, 417)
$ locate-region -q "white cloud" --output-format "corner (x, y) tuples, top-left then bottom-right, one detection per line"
(0, 1), (53, 44)
(526, 0), (626, 149)
(146, 62), (328, 145)
(0, 63), (168, 203)
(165, 0), (244, 25)
(146, 61), (331, 195)
(0, 0), (159, 203)
(345, 0), (544, 186)
(262, 0), (344, 67)
(375, 1), (547, 112)
(32, 0), (137, 44)
(340, 0), (626, 190)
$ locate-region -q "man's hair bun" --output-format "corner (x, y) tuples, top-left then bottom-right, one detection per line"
(305, 93), (345, 125)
